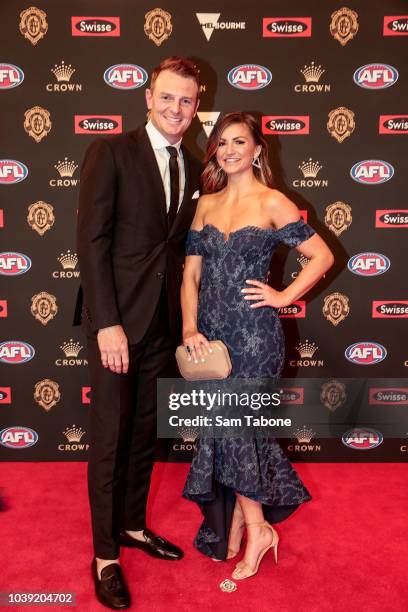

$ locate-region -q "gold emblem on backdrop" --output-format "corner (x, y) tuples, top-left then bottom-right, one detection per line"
(325, 202), (352, 236)
(34, 379), (60, 411)
(31, 292), (58, 325)
(330, 7), (358, 46)
(27, 201), (55, 236)
(24, 106), (52, 142)
(323, 292), (350, 326)
(320, 380), (347, 412)
(327, 107), (355, 143)
(144, 8), (173, 46)
(19, 6), (48, 45)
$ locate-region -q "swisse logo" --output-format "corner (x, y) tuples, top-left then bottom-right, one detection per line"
(0, 387), (11, 403)
(369, 388), (408, 405)
(383, 16), (408, 36)
(0, 341), (35, 364)
(379, 115), (408, 135)
(227, 65), (272, 90)
(345, 342), (387, 365)
(348, 252), (390, 277)
(75, 115), (122, 134)
(353, 63), (398, 89)
(0, 426), (38, 449)
(0, 160), (28, 185)
(372, 301), (408, 318)
(262, 116), (309, 135)
(0, 63), (24, 89)
(71, 16), (120, 36)
(279, 301), (306, 318)
(82, 387), (91, 404)
(342, 428), (383, 450)
(0, 252), (31, 276)
(375, 210), (408, 228)
(280, 388), (304, 404)
(104, 64), (148, 90)
(350, 160), (394, 185)
(263, 17), (311, 37)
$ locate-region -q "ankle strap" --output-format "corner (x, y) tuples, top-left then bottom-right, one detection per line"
(245, 520), (266, 528)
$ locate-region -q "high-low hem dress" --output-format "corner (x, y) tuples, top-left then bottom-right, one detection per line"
(182, 220), (314, 560)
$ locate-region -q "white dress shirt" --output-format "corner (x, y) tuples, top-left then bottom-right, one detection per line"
(145, 120), (185, 211)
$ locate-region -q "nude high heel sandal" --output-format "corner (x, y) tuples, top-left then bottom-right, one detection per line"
(231, 521), (279, 580)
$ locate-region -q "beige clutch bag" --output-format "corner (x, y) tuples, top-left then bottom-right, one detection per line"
(175, 340), (232, 381)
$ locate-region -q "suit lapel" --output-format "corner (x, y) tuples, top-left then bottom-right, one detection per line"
(130, 127), (167, 231)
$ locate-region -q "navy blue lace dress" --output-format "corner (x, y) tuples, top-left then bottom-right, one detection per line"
(182, 220), (315, 560)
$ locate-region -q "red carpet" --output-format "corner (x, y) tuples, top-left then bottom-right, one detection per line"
(1, 462), (407, 611)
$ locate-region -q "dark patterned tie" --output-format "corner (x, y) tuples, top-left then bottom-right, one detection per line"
(166, 145), (179, 228)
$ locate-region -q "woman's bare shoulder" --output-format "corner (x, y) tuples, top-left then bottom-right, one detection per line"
(261, 188), (301, 227)
(191, 192), (223, 229)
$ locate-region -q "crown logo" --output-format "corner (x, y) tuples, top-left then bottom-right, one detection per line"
(296, 340), (318, 359)
(301, 62), (325, 83)
(297, 254), (310, 269)
(178, 428), (198, 443)
(58, 250), (78, 270)
(298, 158), (322, 178)
(63, 425), (85, 443)
(293, 425), (316, 443)
(60, 339), (83, 358)
(54, 157), (78, 177)
(51, 61), (75, 82)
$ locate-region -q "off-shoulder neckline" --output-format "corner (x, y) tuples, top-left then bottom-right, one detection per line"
(189, 220), (305, 244)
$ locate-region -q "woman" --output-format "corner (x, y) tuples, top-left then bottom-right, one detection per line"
(180, 112), (334, 579)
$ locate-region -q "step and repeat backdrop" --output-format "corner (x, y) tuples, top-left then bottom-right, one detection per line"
(1, 1), (407, 461)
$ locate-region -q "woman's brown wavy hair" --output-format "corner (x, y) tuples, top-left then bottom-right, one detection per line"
(201, 112), (274, 194)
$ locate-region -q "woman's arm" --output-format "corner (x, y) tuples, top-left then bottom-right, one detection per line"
(244, 191), (334, 308)
(180, 198), (211, 362)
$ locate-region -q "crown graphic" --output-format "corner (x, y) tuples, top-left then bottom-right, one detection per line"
(54, 157), (78, 177)
(63, 425), (85, 442)
(178, 428), (198, 443)
(293, 425), (316, 443)
(51, 61), (75, 82)
(60, 339), (83, 358)
(296, 339), (318, 358)
(297, 254), (310, 269)
(301, 61), (325, 83)
(58, 250), (78, 270)
(298, 158), (323, 178)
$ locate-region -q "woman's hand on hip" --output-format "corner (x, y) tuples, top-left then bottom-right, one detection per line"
(242, 280), (290, 309)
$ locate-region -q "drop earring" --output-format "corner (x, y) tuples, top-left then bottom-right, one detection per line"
(252, 156), (261, 169)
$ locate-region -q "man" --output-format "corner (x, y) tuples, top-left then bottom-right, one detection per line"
(75, 57), (202, 610)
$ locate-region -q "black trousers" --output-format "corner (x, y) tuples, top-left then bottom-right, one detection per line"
(86, 291), (172, 559)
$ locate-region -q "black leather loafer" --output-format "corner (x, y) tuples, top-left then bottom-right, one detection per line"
(120, 529), (184, 560)
(91, 559), (131, 610)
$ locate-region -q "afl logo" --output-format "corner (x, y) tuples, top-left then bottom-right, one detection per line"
(0, 63), (24, 89)
(0, 341), (35, 364)
(0, 160), (28, 184)
(353, 63), (398, 89)
(104, 64), (148, 89)
(227, 65), (272, 90)
(350, 160), (394, 184)
(347, 252), (390, 276)
(345, 342), (387, 365)
(0, 426), (38, 449)
(342, 428), (383, 450)
(0, 252), (32, 276)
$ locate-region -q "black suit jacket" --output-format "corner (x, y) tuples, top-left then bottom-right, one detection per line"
(74, 126), (202, 346)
